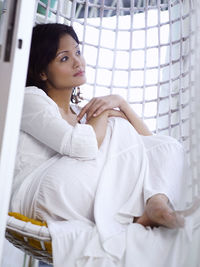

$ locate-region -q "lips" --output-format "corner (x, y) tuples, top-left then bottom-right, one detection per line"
(73, 71), (85, 77)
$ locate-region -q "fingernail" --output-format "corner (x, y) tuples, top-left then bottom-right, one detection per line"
(93, 113), (97, 117)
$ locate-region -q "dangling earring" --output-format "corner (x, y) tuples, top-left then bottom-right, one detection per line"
(71, 87), (83, 104)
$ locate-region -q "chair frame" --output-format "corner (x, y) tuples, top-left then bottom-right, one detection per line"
(5, 215), (53, 265)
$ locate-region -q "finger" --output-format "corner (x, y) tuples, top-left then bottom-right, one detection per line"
(92, 106), (107, 117)
(77, 99), (96, 120)
(86, 99), (104, 120)
(83, 96), (111, 120)
(91, 98), (113, 118)
(77, 104), (89, 120)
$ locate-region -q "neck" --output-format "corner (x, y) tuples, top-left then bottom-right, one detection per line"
(47, 88), (73, 113)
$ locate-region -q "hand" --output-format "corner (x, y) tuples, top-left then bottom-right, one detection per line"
(77, 95), (125, 122)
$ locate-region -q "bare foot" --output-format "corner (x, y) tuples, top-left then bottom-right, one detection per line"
(134, 194), (185, 229)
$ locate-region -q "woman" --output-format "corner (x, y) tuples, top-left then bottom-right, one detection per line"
(10, 23), (198, 266)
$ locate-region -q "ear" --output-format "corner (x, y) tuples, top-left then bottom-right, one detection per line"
(40, 72), (47, 81)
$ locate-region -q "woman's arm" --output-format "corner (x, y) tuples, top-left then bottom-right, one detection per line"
(78, 95), (152, 136)
(119, 98), (152, 136)
(21, 91), (99, 159)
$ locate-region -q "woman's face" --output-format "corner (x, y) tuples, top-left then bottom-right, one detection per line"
(42, 34), (86, 91)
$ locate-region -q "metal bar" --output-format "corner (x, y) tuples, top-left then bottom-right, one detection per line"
(156, 0), (161, 133)
(168, 0), (172, 135)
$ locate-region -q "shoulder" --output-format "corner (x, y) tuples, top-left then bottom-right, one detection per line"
(24, 86), (57, 106)
(23, 86), (60, 116)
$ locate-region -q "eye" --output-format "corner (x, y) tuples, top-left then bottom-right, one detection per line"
(60, 56), (69, 62)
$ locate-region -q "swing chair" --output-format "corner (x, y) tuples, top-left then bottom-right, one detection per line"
(5, 0), (200, 265)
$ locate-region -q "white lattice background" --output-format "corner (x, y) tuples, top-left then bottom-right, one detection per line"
(35, 0), (200, 204)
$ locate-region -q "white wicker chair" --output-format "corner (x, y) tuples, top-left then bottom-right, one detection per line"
(5, 0), (200, 265)
(5, 214), (53, 265)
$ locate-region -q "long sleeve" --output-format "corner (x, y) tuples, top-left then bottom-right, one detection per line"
(21, 87), (98, 160)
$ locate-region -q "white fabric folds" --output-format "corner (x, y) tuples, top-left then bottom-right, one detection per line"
(10, 88), (200, 266)
(48, 215), (200, 267)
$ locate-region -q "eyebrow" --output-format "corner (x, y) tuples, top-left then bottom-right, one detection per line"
(56, 44), (79, 57)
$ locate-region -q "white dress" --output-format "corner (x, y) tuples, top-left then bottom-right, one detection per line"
(10, 86), (198, 267)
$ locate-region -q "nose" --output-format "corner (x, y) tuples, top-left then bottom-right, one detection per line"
(73, 56), (81, 69)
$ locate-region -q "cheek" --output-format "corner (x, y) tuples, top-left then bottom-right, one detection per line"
(58, 65), (71, 75)
(48, 64), (71, 79)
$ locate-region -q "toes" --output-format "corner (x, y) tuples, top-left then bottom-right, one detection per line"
(135, 215), (150, 226)
(134, 213), (159, 228)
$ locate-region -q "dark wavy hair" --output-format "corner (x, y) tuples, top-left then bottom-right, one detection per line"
(26, 23), (80, 100)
